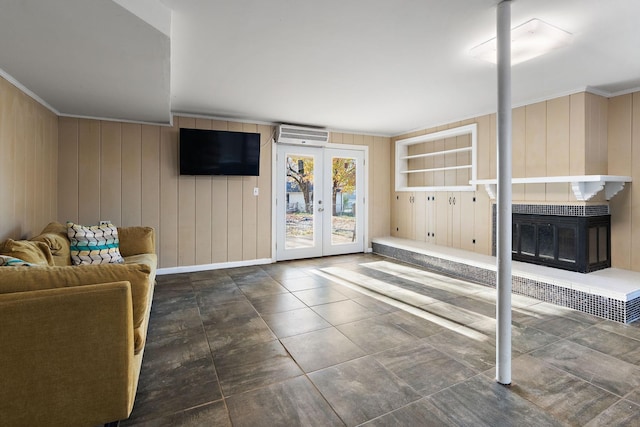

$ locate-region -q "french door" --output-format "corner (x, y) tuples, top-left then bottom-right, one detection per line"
(276, 144), (365, 261)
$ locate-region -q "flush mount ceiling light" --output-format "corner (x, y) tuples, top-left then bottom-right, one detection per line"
(470, 18), (572, 65)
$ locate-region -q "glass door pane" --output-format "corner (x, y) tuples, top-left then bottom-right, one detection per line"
(330, 156), (357, 245)
(285, 154), (315, 249)
(323, 148), (364, 256)
(276, 145), (323, 261)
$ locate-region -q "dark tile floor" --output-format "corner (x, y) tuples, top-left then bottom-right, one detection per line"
(120, 253), (640, 426)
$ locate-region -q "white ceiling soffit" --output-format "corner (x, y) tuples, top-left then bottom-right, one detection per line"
(1, 0), (640, 135)
(0, 0), (171, 124)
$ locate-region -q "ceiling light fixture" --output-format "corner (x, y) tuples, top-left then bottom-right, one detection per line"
(470, 18), (572, 65)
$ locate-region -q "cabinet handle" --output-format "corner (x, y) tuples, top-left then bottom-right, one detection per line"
(449, 197), (452, 205)
(453, 197), (456, 205)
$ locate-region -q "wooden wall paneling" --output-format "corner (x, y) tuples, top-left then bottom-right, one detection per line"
(610, 189), (632, 269)
(607, 95), (632, 175)
(242, 122), (258, 261)
(77, 120), (101, 224)
(193, 118), (213, 265)
(524, 101), (546, 201)
(42, 113), (55, 228)
(546, 96), (571, 202)
(140, 125), (161, 236)
(211, 120), (229, 263)
(476, 114), (492, 180)
(177, 116), (196, 266)
(569, 93), (586, 175)
(34, 108), (44, 230)
(100, 121), (122, 225)
(511, 106), (526, 201)
(0, 82), (16, 238)
(608, 95), (633, 269)
(159, 119), (179, 268)
(630, 92), (640, 271)
(433, 137), (445, 186)
(373, 136), (391, 240)
(226, 121), (244, 262)
(342, 133), (354, 145)
(331, 132), (343, 144)
(121, 123), (142, 226)
(22, 101), (36, 236)
(16, 99), (27, 233)
(585, 93), (609, 175)
(256, 125), (273, 259)
(444, 122), (459, 186)
(364, 134), (375, 245)
(456, 133), (470, 187)
(57, 118), (79, 224)
(489, 114), (497, 180)
(353, 133), (364, 146)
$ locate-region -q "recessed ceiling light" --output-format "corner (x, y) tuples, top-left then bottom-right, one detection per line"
(470, 18), (572, 65)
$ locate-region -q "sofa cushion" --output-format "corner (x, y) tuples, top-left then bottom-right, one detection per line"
(67, 222), (124, 265)
(117, 226), (155, 257)
(0, 239), (54, 266)
(0, 263), (152, 353)
(0, 255), (32, 266)
(30, 222), (72, 266)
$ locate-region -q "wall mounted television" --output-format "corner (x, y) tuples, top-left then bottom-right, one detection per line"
(179, 128), (260, 176)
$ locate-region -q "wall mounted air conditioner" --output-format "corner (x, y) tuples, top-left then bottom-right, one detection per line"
(276, 124), (330, 146)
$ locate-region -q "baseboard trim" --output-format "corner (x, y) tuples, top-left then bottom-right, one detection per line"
(157, 258), (274, 275)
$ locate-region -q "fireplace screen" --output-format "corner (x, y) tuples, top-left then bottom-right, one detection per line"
(511, 214), (610, 273)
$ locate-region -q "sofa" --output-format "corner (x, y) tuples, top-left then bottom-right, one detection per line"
(0, 222), (157, 427)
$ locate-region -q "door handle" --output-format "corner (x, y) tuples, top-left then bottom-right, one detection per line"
(318, 207), (324, 212)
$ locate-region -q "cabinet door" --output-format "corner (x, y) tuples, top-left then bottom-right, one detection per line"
(450, 192), (462, 248)
(435, 192), (450, 246)
(413, 192), (427, 242)
(394, 192), (414, 239)
(459, 192), (476, 251)
(425, 192), (437, 243)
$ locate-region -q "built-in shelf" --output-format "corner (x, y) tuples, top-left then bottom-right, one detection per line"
(471, 175), (632, 201)
(396, 124), (477, 192)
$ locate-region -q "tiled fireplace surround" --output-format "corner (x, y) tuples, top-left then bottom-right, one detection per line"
(373, 204), (640, 324)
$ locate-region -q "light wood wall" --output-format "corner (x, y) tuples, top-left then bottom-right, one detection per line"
(0, 76), (58, 241)
(608, 91), (640, 271)
(58, 116), (274, 268)
(58, 116), (391, 268)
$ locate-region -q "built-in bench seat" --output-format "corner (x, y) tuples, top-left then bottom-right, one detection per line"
(372, 236), (640, 324)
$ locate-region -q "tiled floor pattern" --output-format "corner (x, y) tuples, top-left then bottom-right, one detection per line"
(121, 254), (640, 426)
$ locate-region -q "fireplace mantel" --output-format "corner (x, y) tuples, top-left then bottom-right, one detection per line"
(471, 175), (632, 201)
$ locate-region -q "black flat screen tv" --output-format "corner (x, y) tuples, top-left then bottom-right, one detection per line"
(180, 128), (260, 176)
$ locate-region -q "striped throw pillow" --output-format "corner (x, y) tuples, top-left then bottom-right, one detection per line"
(67, 222), (125, 265)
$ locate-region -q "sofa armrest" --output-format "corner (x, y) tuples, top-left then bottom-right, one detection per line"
(117, 226), (155, 257)
(0, 281), (135, 427)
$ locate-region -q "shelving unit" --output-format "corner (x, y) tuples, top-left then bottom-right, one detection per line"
(396, 123), (477, 192)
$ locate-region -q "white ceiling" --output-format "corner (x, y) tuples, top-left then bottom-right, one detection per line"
(1, 0), (639, 136)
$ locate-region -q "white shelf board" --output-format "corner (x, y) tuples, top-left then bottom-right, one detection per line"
(401, 164), (472, 174)
(470, 175), (632, 201)
(400, 146), (472, 160)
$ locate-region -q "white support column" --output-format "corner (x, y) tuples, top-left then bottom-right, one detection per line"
(496, 0), (512, 386)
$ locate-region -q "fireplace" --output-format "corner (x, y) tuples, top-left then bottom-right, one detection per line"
(493, 205), (611, 273)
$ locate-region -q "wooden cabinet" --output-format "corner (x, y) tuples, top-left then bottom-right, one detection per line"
(392, 192), (415, 239)
(434, 191), (476, 250)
